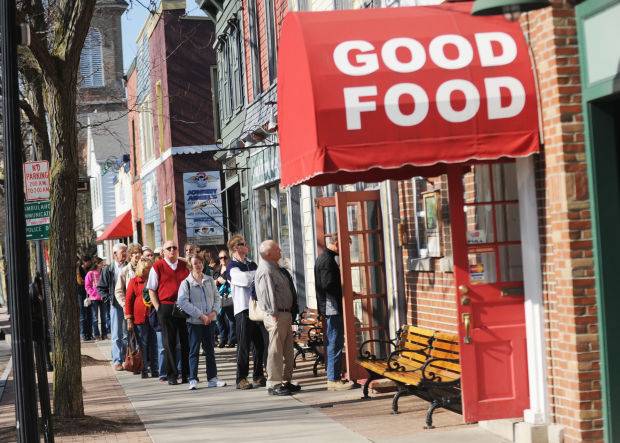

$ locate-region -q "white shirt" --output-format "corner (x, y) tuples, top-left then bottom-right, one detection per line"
(228, 259), (256, 316)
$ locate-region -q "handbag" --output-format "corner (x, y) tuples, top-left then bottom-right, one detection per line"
(123, 330), (144, 373)
(249, 298), (264, 322)
(171, 280), (190, 319)
(219, 283), (234, 309)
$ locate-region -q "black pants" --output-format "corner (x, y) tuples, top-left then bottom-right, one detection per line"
(158, 303), (189, 380)
(235, 309), (264, 384)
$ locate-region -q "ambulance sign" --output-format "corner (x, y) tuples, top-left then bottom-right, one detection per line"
(24, 161), (50, 201)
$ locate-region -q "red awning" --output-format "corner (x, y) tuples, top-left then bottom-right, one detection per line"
(96, 210), (133, 242)
(277, 3), (540, 187)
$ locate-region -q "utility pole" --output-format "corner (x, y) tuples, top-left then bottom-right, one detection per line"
(1, 0), (40, 440)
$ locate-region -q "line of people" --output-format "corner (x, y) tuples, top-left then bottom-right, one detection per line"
(76, 234), (352, 395)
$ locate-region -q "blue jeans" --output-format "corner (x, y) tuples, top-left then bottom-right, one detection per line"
(90, 300), (108, 338)
(110, 304), (127, 365)
(136, 322), (158, 376)
(325, 314), (345, 382)
(216, 306), (236, 345)
(187, 323), (217, 382)
(79, 291), (92, 339)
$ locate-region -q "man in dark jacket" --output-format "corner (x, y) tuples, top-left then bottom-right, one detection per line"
(98, 243), (128, 370)
(314, 234), (353, 391)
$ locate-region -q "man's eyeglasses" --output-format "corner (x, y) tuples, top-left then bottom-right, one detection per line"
(165, 246), (178, 251)
(236, 243), (246, 247)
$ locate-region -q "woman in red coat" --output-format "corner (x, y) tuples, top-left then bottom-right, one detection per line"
(125, 259), (158, 378)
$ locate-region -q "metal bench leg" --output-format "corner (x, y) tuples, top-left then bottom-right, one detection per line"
(313, 355), (324, 377)
(424, 400), (441, 429)
(391, 385), (407, 414)
(361, 371), (380, 399)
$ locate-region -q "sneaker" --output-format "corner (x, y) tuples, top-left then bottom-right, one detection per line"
(327, 379), (355, 391)
(189, 380), (198, 390)
(236, 378), (253, 390)
(159, 377), (168, 383)
(253, 377), (267, 387)
(268, 384), (291, 396)
(284, 381), (301, 392)
(208, 377), (227, 388)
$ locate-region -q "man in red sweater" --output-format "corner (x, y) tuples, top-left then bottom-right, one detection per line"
(147, 240), (190, 385)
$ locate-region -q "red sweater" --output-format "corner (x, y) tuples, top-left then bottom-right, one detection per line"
(152, 259), (189, 304)
(125, 276), (148, 324)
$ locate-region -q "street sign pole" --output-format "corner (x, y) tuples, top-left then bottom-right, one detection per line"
(1, 0), (40, 440)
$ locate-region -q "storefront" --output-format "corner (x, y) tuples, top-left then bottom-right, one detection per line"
(277, 2), (591, 438)
(576, 0), (620, 439)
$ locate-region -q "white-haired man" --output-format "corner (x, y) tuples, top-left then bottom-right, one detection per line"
(98, 243), (128, 370)
(255, 240), (301, 396)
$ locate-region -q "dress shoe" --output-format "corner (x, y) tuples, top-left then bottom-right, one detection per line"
(114, 364), (123, 371)
(284, 381), (301, 392)
(168, 378), (179, 385)
(268, 384), (291, 396)
(236, 378), (253, 390)
(181, 377), (189, 384)
(218, 342), (226, 348)
(253, 377), (267, 387)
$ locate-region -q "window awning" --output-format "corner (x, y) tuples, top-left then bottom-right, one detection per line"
(96, 210), (133, 242)
(277, 3), (540, 187)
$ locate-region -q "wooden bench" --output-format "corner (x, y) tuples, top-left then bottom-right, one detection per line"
(292, 308), (324, 376)
(358, 326), (461, 429)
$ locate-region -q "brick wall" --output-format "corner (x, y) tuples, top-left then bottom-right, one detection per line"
(526, 2), (601, 441)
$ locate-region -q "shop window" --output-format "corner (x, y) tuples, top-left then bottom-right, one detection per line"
(410, 177), (430, 258)
(164, 204), (174, 243)
(254, 183), (292, 268)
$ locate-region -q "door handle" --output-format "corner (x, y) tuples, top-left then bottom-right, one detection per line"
(462, 313), (472, 344)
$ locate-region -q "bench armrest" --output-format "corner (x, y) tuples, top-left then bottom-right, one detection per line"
(358, 339), (399, 361)
(421, 357), (461, 383)
(386, 347), (428, 372)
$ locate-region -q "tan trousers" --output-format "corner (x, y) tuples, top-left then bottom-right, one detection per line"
(263, 312), (294, 388)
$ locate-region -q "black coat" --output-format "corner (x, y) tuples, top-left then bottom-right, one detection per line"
(97, 263), (126, 308)
(314, 248), (342, 316)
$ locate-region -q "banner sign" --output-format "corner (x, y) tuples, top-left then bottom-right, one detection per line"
(183, 171), (225, 245)
(25, 200), (50, 240)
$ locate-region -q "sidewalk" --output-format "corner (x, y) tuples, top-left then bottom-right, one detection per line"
(0, 314), (508, 442)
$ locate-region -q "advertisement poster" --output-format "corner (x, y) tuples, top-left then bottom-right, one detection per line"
(184, 171), (225, 245)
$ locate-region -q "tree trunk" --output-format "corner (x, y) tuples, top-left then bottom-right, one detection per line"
(46, 74), (83, 418)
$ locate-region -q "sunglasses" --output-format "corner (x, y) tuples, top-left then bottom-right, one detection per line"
(165, 246), (178, 251)
(236, 242), (247, 247)
(219, 256), (228, 260)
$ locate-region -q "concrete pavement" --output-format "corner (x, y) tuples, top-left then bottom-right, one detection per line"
(98, 340), (509, 443)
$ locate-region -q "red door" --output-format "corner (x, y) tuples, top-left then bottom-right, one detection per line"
(315, 191), (390, 381)
(447, 163), (530, 423)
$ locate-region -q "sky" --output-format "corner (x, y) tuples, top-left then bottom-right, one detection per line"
(121, 1), (207, 73)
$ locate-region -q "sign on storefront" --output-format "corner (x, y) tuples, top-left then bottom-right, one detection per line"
(251, 146), (280, 188)
(183, 171), (225, 245)
(25, 200), (50, 241)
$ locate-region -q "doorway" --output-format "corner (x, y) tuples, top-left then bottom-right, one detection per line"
(447, 162), (530, 423)
(315, 191), (389, 380)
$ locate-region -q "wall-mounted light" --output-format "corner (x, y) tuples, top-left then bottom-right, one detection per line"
(472, 0), (550, 21)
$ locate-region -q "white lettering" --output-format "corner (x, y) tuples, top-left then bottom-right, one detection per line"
(333, 40), (379, 76)
(343, 86), (378, 130)
(436, 79), (480, 123)
(384, 83), (429, 126)
(475, 32), (517, 67)
(484, 77), (525, 119)
(381, 38), (426, 73)
(429, 34), (473, 70)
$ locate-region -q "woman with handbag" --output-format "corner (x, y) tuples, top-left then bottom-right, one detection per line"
(85, 257), (108, 341)
(177, 254), (226, 391)
(214, 250), (236, 348)
(125, 258), (158, 379)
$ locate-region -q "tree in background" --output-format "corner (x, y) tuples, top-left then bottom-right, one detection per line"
(17, 0), (96, 417)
